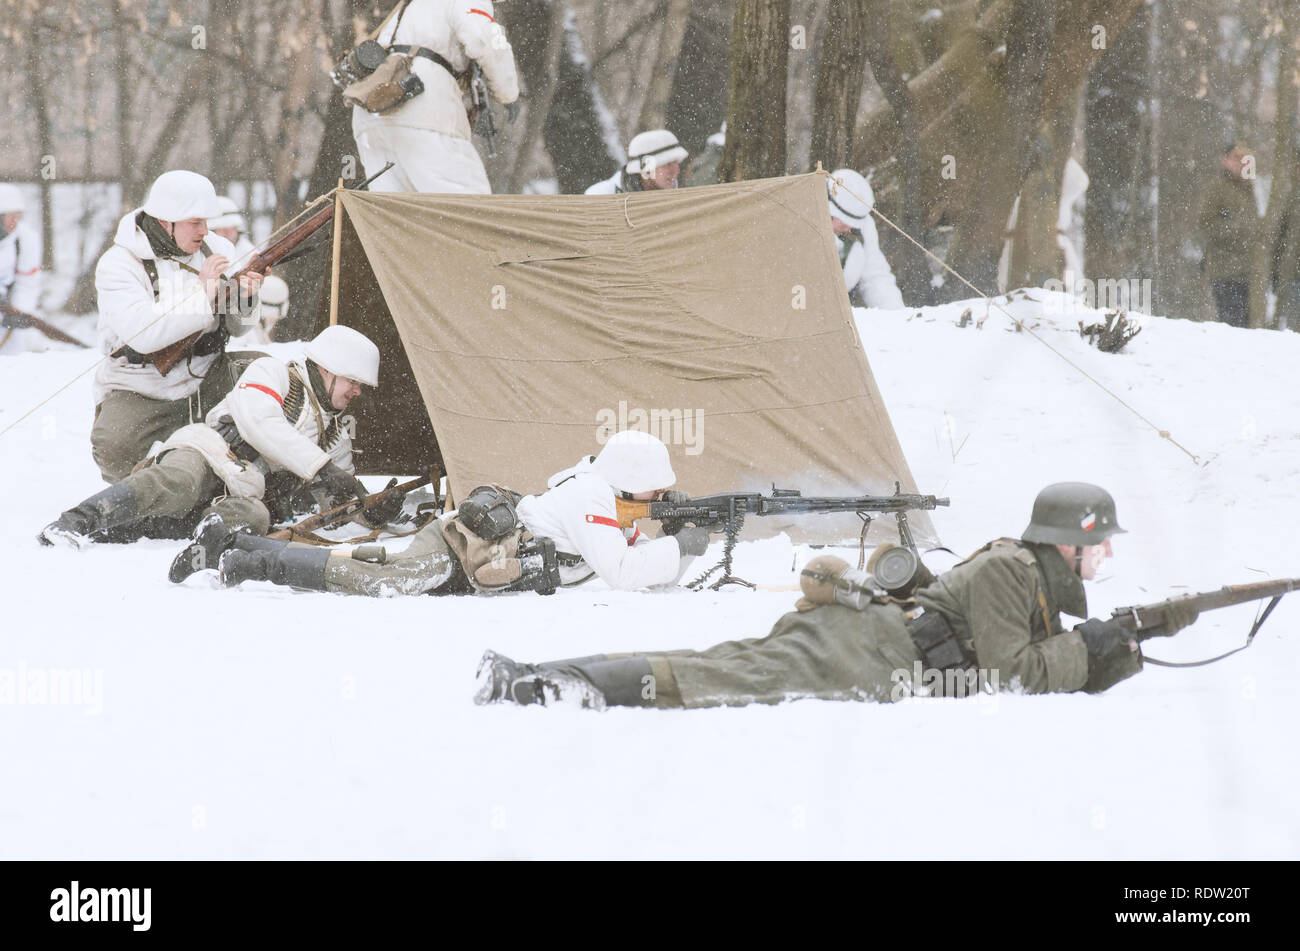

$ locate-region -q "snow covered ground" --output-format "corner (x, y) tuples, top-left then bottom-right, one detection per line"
(1, 290), (1297, 859)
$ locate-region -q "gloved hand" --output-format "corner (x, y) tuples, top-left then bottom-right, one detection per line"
(362, 477), (405, 526)
(1143, 599), (1200, 638)
(674, 524), (711, 557)
(1075, 617), (1130, 658)
(315, 461), (368, 509)
(661, 489), (691, 504)
(506, 99), (521, 124)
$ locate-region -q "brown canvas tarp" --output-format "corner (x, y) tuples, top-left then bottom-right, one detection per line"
(325, 172), (936, 544)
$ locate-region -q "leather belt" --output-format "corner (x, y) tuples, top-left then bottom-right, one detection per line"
(389, 45), (464, 81)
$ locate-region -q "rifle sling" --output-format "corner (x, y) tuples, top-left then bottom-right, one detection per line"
(1143, 594), (1283, 668)
(388, 44), (466, 82)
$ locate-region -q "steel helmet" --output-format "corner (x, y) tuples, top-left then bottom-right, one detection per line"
(258, 273), (289, 308)
(625, 130), (689, 175)
(207, 196), (247, 232)
(593, 430), (676, 494)
(827, 168), (873, 228)
(1020, 482), (1127, 546)
(304, 325), (380, 388)
(0, 183), (25, 215)
(142, 170), (222, 222)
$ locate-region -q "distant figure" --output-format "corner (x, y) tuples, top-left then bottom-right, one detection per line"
(585, 130), (689, 195)
(686, 123), (725, 187)
(207, 196), (257, 264)
(0, 182), (44, 354)
(827, 169), (905, 310)
(1198, 141), (1259, 328)
(253, 274), (290, 345)
(997, 156), (1090, 292)
(351, 0), (519, 194)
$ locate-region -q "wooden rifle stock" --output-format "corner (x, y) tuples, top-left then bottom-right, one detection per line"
(1113, 577), (1300, 642)
(1, 303), (90, 348)
(267, 475), (430, 541)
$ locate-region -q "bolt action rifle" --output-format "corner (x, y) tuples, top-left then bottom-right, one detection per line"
(1110, 577), (1300, 667)
(1, 302), (91, 348)
(141, 162), (394, 376)
(615, 483), (950, 590)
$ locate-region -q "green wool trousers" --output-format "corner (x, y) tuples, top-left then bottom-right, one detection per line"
(125, 447), (270, 534)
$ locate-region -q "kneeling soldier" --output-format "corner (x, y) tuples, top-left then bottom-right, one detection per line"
(474, 483), (1200, 709)
(193, 430), (709, 597)
(39, 325), (384, 551)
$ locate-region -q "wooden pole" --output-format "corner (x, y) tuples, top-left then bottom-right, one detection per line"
(329, 179), (344, 326)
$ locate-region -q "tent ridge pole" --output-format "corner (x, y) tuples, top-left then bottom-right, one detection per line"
(329, 179), (345, 326)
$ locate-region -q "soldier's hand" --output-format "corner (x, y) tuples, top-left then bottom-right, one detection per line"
(199, 254), (230, 301)
(362, 478), (405, 526)
(315, 461), (369, 509)
(661, 489), (691, 505)
(1075, 617), (1133, 658)
(1144, 600), (1200, 638)
(674, 525), (711, 557)
(657, 489), (691, 535)
(237, 271), (264, 295)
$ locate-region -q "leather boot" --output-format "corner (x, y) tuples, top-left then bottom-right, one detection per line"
(39, 483), (139, 549)
(169, 514), (289, 583)
(219, 546), (331, 591)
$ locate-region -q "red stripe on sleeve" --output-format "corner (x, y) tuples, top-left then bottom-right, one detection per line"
(238, 382), (284, 406)
(469, 7), (495, 21)
(627, 528), (641, 546)
(585, 514), (622, 530)
(17, 267), (39, 276)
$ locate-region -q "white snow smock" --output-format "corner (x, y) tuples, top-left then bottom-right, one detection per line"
(93, 210), (258, 404)
(516, 456), (686, 590)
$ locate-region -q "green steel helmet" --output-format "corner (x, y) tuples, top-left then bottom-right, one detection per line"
(1020, 482), (1127, 546)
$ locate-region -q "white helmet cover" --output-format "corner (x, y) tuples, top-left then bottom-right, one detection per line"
(827, 168), (873, 228)
(142, 170), (223, 222)
(593, 430), (676, 494)
(0, 182), (25, 215)
(258, 273), (289, 307)
(625, 130), (690, 175)
(305, 325), (380, 387)
(208, 195), (247, 232)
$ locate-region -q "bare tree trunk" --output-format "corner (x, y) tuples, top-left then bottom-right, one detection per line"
(112, 0), (134, 212)
(808, 0), (868, 172)
(28, 25), (56, 274)
(860, 0), (930, 305)
(636, 0), (692, 131)
(544, 6), (625, 193)
(497, 0), (567, 193)
(1084, 1), (1152, 289)
(719, 0), (790, 182)
(1251, 13), (1299, 330)
(664, 0), (731, 158)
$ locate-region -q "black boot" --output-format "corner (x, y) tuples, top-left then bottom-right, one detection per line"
(219, 546), (331, 591)
(39, 483), (139, 549)
(472, 650), (609, 710)
(168, 514), (289, 583)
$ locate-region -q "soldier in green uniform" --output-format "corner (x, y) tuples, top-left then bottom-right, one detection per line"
(1198, 142), (1260, 327)
(474, 483), (1199, 710)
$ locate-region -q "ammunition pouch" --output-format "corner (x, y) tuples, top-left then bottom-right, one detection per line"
(441, 515), (560, 596)
(342, 52), (426, 115)
(907, 609), (974, 673)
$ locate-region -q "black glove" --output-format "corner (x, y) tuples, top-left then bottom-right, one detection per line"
(1143, 600), (1200, 638)
(1, 306), (32, 329)
(674, 525), (711, 557)
(506, 99), (521, 123)
(361, 477), (405, 526)
(315, 461), (368, 509)
(1076, 617), (1128, 659)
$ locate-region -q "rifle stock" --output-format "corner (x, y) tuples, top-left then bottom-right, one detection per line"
(1112, 577), (1300, 642)
(1, 303), (91, 348)
(267, 475), (430, 541)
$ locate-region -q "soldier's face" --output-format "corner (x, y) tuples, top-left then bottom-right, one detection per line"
(629, 488), (666, 501)
(321, 370), (363, 411)
(164, 218), (209, 254)
(212, 225), (239, 244)
(831, 216), (853, 237)
(1, 212), (19, 236)
(1077, 537), (1113, 580)
(642, 161), (680, 190)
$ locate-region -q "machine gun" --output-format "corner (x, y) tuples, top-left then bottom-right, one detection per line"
(1110, 577), (1300, 667)
(615, 483), (949, 590)
(135, 163), (393, 376)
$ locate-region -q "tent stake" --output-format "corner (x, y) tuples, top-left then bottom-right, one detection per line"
(329, 178), (344, 326)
